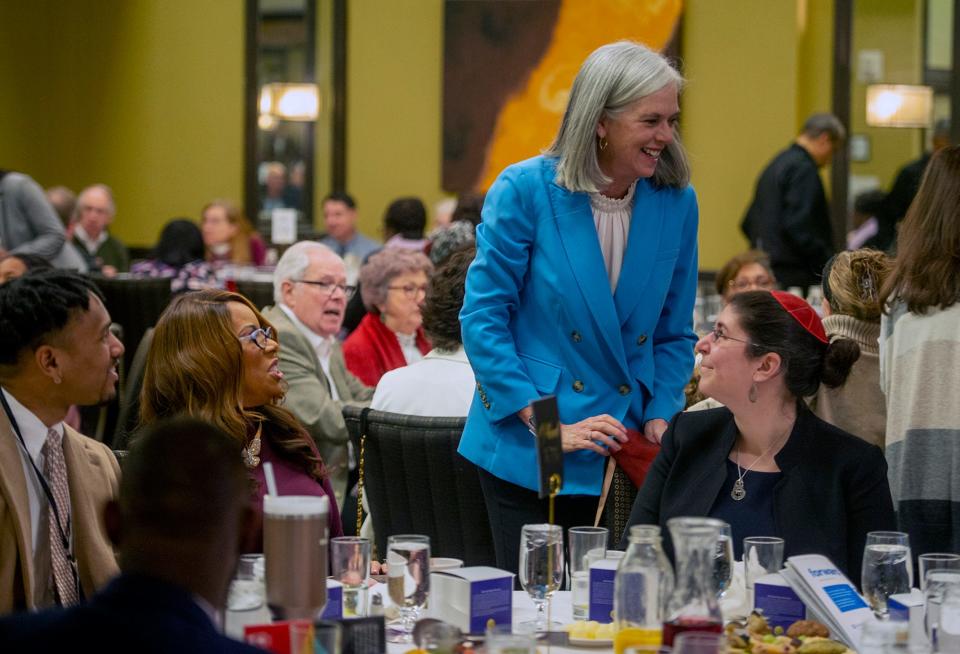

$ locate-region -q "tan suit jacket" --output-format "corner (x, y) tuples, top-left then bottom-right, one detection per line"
(262, 306), (372, 503)
(0, 411), (120, 612)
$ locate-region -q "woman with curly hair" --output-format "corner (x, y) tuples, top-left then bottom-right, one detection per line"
(140, 289), (343, 545)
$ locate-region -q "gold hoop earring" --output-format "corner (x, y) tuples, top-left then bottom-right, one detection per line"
(598, 137), (608, 152)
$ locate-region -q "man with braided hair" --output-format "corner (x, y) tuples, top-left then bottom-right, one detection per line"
(0, 270), (124, 612)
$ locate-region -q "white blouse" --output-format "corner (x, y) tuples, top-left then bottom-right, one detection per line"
(589, 180), (636, 291)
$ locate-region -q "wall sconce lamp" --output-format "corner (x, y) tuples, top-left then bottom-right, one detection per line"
(866, 84), (933, 128)
(258, 83), (320, 122)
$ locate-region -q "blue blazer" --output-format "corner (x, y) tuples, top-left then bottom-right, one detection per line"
(458, 156), (699, 495)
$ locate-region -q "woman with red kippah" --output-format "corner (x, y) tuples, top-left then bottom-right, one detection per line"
(625, 290), (896, 585)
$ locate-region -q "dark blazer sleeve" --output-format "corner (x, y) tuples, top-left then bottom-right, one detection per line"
(780, 165), (832, 262)
(844, 445), (897, 586)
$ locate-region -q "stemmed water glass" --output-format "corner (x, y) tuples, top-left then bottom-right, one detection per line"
(861, 531), (912, 618)
(386, 534), (431, 643)
(518, 524), (564, 633)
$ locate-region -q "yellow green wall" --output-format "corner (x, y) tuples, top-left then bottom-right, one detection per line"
(0, 1), (244, 247)
(346, 0), (446, 239)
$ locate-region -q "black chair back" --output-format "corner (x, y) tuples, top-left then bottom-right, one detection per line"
(233, 279), (274, 311)
(111, 327), (154, 450)
(92, 277), (172, 372)
(342, 406), (495, 566)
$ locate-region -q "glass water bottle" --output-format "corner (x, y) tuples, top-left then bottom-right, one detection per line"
(613, 525), (675, 650)
(662, 517), (725, 647)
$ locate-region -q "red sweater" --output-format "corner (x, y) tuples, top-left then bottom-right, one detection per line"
(342, 313), (431, 386)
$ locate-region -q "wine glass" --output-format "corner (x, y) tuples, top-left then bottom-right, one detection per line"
(386, 534), (431, 643)
(517, 524), (564, 633)
(712, 523), (733, 600)
(861, 531), (912, 618)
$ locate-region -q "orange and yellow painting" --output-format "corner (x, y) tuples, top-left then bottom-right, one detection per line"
(443, 0), (683, 192)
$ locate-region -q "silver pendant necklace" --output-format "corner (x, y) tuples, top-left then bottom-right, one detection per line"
(731, 433), (788, 501)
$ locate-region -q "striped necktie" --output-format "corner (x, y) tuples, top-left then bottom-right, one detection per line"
(42, 428), (79, 606)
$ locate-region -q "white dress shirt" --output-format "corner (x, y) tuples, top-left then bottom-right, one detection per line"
(589, 180), (636, 292)
(395, 331), (424, 366)
(73, 224), (108, 255)
(371, 347), (475, 417)
(279, 304), (340, 401)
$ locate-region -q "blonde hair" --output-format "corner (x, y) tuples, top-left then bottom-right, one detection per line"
(140, 289), (326, 481)
(824, 249), (891, 322)
(202, 199), (255, 265)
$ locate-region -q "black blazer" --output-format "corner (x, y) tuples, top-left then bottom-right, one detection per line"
(0, 573), (267, 654)
(625, 405), (896, 586)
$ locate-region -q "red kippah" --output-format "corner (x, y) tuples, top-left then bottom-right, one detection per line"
(770, 290), (828, 344)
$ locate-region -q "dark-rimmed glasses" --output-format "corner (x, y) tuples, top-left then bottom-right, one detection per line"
(292, 279), (356, 299)
(387, 284), (428, 299)
(239, 326), (275, 350)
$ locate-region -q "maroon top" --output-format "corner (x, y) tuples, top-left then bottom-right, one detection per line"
(248, 430), (344, 551)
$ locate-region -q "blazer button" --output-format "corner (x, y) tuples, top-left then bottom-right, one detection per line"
(572, 380), (584, 392)
(637, 334), (648, 345)
(571, 330), (582, 343)
(618, 384), (630, 396)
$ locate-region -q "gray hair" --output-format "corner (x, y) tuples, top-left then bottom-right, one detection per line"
(75, 183), (117, 219)
(359, 248), (433, 313)
(272, 240), (339, 304)
(801, 113), (846, 142)
(544, 40), (690, 192)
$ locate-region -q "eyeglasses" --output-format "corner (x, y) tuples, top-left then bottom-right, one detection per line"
(292, 279), (356, 299)
(729, 276), (775, 291)
(387, 284), (428, 299)
(708, 326), (752, 347)
(239, 326), (275, 350)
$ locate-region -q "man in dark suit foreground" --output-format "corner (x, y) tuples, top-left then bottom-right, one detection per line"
(0, 416), (266, 653)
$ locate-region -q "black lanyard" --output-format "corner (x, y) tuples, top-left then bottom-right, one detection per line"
(0, 388), (82, 603)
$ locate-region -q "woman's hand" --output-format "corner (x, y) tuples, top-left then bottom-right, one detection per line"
(642, 418), (668, 445)
(560, 414), (628, 455)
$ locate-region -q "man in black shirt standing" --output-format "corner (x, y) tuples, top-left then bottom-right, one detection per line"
(741, 114), (845, 290)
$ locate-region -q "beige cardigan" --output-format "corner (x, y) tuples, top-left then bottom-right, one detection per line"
(811, 314), (885, 448)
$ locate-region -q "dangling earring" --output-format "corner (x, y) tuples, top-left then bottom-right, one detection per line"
(598, 136), (608, 152)
(748, 382), (758, 403)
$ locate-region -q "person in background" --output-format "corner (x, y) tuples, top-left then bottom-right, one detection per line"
(714, 249), (777, 302)
(372, 246), (476, 417)
(342, 248), (432, 387)
(0, 170), (84, 271)
(450, 192), (484, 227)
(811, 249), (891, 448)
(0, 271), (124, 611)
(847, 189), (885, 250)
(140, 290), (343, 548)
(71, 184), (130, 275)
(427, 220), (475, 267)
(382, 197), (429, 251)
(459, 41), (698, 572)
(129, 219), (219, 294)
(320, 192), (380, 270)
(44, 187), (76, 238)
(879, 144), (960, 556)
(627, 290), (894, 584)
(201, 199), (266, 267)
(261, 162), (299, 211)
(0, 253), (52, 284)
(433, 197), (457, 230)
(874, 119), (952, 252)
(262, 241), (372, 505)
(0, 417), (266, 653)
(741, 113), (845, 290)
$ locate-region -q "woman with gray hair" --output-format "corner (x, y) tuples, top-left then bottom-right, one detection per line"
(458, 40), (699, 569)
(342, 248), (432, 386)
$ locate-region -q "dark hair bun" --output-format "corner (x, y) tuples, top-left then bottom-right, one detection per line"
(821, 338), (860, 388)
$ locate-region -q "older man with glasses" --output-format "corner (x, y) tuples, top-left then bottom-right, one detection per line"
(262, 241), (373, 505)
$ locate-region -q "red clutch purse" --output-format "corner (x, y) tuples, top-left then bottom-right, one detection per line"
(611, 428), (661, 489)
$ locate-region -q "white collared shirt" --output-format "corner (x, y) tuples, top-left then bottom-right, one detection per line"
(371, 347), (475, 417)
(73, 224), (109, 254)
(278, 304), (341, 401)
(395, 331), (424, 366)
